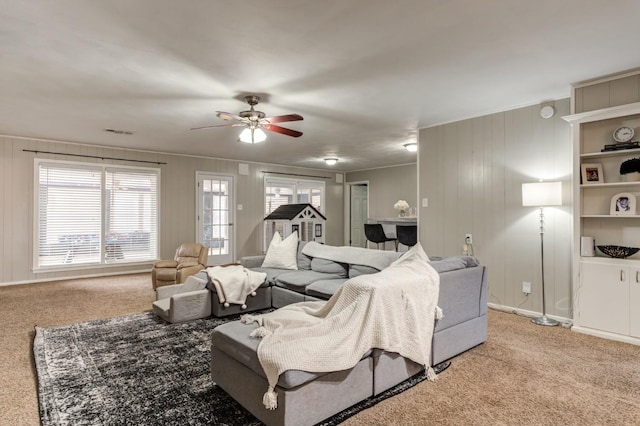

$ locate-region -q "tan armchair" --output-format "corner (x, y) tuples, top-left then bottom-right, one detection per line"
(152, 243), (209, 289)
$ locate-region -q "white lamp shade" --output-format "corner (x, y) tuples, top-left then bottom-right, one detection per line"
(239, 127), (267, 143)
(522, 181), (562, 206)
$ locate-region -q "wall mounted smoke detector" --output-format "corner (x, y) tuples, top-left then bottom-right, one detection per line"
(539, 106), (555, 119)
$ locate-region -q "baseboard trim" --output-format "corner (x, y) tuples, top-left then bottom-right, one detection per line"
(0, 269), (151, 287)
(488, 303), (572, 327)
(571, 326), (640, 346)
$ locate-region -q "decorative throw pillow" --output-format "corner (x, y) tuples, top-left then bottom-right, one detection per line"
(349, 264), (380, 278)
(429, 258), (466, 273)
(297, 241), (312, 270)
(311, 258), (348, 277)
(262, 231), (299, 270)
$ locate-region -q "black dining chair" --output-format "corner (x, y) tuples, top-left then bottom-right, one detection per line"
(396, 225), (417, 249)
(364, 223), (398, 250)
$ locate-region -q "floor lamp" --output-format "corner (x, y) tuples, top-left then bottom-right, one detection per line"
(522, 181), (562, 327)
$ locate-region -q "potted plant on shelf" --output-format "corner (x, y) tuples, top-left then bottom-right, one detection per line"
(620, 157), (640, 182)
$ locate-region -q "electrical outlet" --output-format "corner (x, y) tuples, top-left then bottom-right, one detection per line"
(465, 234), (472, 245)
(522, 281), (531, 294)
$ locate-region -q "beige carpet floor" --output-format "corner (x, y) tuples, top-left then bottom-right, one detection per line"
(1, 273), (639, 426)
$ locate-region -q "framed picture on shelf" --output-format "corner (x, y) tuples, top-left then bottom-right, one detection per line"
(581, 163), (604, 184)
(610, 192), (636, 216)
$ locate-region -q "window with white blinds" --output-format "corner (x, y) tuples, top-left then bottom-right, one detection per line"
(264, 178), (324, 216)
(265, 181), (295, 215)
(35, 160), (159, 269)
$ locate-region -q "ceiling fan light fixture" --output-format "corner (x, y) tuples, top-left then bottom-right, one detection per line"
(404, 143), (418, 152)
(239, 127), (267, 144)
(324, 158), (338, 166)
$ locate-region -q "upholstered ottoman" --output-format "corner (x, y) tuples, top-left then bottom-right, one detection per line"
(192, 270), (272, 317)
(211, 320), (374, 426)
(210, 285), (272, 317)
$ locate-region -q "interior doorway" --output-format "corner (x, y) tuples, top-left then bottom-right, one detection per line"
(348, 182), (368, 247)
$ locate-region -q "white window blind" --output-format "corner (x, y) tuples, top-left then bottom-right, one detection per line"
(36, 161), (159, 269)
(104, 168), (158, 263)
(265, 182), (295, 215)
(264, 178), (324, 216)
(37, 163), (102, 267)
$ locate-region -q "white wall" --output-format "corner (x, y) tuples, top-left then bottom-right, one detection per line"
(0, 136), (344, 285)
(419, 99), (573, 319)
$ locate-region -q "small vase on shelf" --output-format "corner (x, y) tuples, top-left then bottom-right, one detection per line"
(399, 210), (406, 218)
(620, 158), (640, 181)
(625, 172), (640, 182)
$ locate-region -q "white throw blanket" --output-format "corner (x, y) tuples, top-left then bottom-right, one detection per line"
(206, 265), (267, 308)
(241, 243), (441, 410)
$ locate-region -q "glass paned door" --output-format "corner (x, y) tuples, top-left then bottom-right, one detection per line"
(197, 173), (234, 265)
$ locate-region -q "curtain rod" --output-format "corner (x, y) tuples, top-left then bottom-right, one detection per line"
(22, 149), (167, 165)
(261, 171), (330, 179)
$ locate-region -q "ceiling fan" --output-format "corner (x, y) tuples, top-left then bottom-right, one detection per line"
(191, 95), (303, 143)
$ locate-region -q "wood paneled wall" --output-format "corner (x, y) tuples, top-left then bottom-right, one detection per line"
(345, 164), (417, 219)
(419, 99), (573, 319)
(574, 69), (640, 114)
(0, 136), (344, 285)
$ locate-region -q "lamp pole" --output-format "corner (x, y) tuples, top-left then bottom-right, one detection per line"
(531, 206), (559, 326)
(522, 181), (562, 327)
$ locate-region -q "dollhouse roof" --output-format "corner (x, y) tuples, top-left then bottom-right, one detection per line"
(264, 203), (326, 221)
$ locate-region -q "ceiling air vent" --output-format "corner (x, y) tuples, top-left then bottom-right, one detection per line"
(104, 128), (134, 135)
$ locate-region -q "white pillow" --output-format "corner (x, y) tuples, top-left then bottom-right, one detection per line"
(262, 231), (299, 270)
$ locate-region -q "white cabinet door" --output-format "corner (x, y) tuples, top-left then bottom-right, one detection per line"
(580, 262), (630, 335)
(630, 268), (640, 338)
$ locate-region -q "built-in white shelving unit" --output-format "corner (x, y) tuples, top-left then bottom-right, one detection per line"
(564, 102), (640, 345)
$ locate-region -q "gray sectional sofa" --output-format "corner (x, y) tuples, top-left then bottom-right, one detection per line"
(210, 242), (488, 426)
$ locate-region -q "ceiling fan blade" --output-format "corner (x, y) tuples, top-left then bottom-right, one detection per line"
(216, 111), (244, 121)
(190, 123), (244, 130)
(264, 114), (304, 124)
(264, 124), (303, 138)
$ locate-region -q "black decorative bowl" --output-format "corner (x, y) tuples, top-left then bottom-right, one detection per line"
(597, 245), (640, 259)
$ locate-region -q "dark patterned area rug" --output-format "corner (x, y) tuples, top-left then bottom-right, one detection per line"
(34, 311), (444, 425)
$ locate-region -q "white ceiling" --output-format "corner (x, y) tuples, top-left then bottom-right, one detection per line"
(2, 1), (640, 172)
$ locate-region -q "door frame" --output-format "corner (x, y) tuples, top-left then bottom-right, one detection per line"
(195, 171), (236, 265)
(344, 180), (369, 247)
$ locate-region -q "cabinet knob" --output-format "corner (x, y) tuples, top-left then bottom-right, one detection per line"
(620, 270), (625, 282)
(636, 270), (639, 284)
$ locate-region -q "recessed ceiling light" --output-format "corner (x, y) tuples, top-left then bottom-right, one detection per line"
(104, 128), (134, 135)
(324, 158), (338, 166)
(404, 143), (417, 152)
